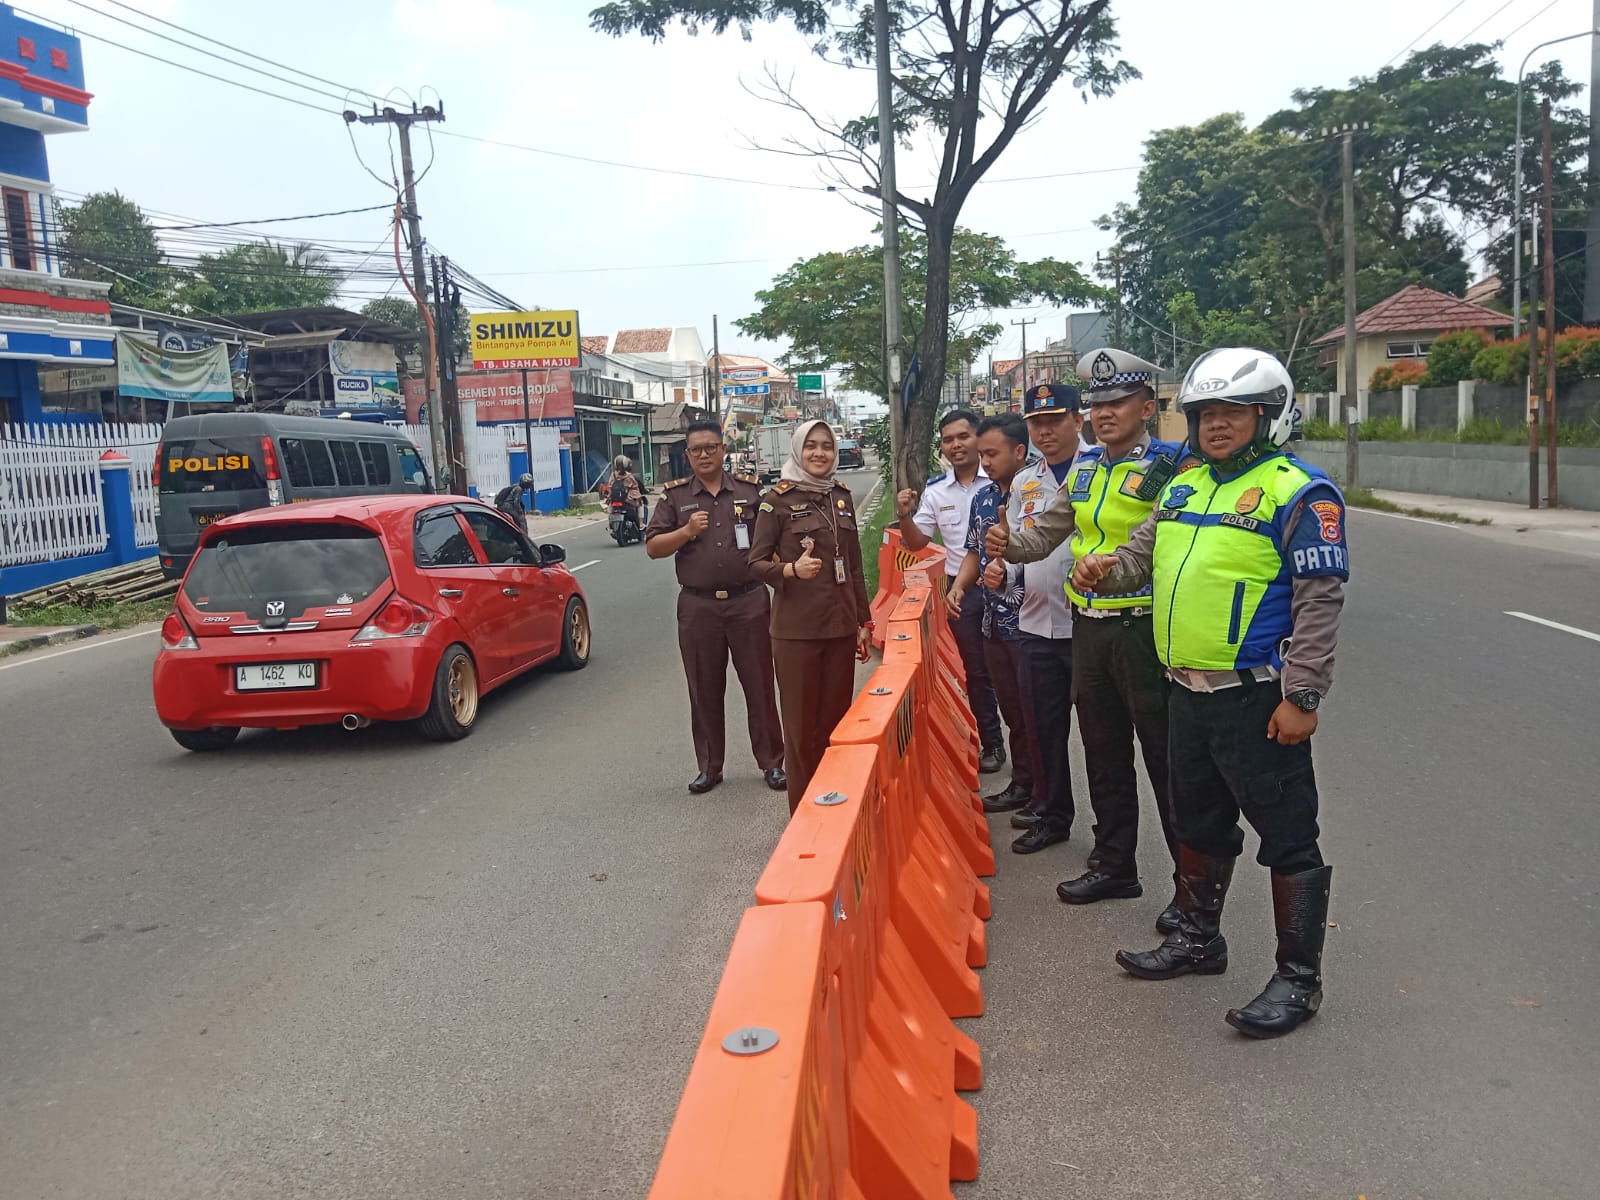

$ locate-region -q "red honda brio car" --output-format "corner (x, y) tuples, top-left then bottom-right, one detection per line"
(152, 494), (591, 751)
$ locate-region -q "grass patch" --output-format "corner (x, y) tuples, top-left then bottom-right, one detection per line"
(1344, 486), (1490, 525)
(859, 483), (894, 597)
(7, 596), (173, 631)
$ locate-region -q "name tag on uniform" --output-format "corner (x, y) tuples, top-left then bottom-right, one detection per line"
(834, 557), (847, 584)
(939, 504), (956, 512)
(734, 523), (750, 549)
(680, 502), (700, 511)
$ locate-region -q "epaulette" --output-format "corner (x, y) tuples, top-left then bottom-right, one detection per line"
(771, 479), (796, 494)
(832, 477), (852, 488)
(735, 472), (760, 485)
(924, 472), (947, 486)
(661, 477), (689, 489)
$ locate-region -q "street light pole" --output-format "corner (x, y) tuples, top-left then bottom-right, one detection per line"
(1513, 28), (1597, 338)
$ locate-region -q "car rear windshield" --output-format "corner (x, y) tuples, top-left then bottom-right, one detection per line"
(182, 522), (391, 616)
(159, 437), (266, 494)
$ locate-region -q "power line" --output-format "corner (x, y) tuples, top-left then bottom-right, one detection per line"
(1382, 0), (1470, 66)
(148, 204), (394, 231)
(1452, 0), (1521, 46)
(10, 6), (339, 115)
(93, 0), (387, 103)
(1500, 0), (1566, 43)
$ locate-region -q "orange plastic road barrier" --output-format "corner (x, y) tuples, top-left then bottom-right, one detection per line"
(648, 902), (861, 1200)
(757, 744), (981, 1193)
(831, 664), (989, 1019)
(884, 588), (980, 788)
(867, 526), (909, 648)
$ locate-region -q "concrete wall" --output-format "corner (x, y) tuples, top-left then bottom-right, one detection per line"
(1415, 386), (1458, 430)
(1298, 440), (1600, 510)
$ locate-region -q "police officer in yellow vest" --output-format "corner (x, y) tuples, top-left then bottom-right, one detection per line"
(1073, 347), (1346, 1039)
(990, 349), (1185, 927)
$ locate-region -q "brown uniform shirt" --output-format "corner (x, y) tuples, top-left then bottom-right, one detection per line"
(645, 471), (765, 590)
(748, 479), (871, 639)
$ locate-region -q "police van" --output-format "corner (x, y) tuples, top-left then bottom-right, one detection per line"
(154, 413), (431, 579)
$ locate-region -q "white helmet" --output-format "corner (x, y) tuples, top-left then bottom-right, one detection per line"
(1177, 348), (1295, 461)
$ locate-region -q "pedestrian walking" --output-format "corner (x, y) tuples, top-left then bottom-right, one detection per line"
(895, 409), (1006, 774)
(991, 349), (1184, 929)
(646, 421), (786, 796)
(748, 419), (872, 814)
(1073, 347), (1348, 1039)
(945, 413), (1040, 815)
(990, 382), (1088, 854)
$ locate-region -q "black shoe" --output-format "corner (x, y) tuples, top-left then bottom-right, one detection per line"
(1115, 846), (1234, 980)
(763, 767), (787, 791)
(1155, 900), (1182, 936)
(982, 782), (1030, 813)
(1057, 869), (1143, 905)
(978, 746), (1006, 775)
(1011, 824), (1070, 854)
(687, 771), (722, 795)
(1010, 805), (1043, 830)
(1226, 865), (1332, 1039)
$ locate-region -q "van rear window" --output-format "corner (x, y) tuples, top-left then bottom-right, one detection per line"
(159, 438), (265, 495)
(183, 523), (390, 617)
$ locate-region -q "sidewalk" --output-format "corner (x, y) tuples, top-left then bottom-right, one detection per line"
(0, 623), (97, 656)
(1369, 488), (1600, 531)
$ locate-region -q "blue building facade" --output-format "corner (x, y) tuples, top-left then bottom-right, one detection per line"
(0, 4), (114, 426)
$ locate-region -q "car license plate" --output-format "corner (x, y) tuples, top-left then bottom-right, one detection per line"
(195, 510), (231, 528)
(235, 661), (318, 691)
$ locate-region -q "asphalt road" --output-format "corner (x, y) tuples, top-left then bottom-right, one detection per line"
(3, 479), (1595, 1200)
(0, 467), (878, 1200)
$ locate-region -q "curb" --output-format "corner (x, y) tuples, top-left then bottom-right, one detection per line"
(0, 623), (99, 658)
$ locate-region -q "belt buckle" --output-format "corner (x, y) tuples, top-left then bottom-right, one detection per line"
(715, 589), (729, 600)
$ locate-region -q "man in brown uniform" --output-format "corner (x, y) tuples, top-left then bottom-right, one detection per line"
(646, 420), (787, 796)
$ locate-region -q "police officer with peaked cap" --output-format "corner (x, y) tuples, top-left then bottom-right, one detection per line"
(646, 419), (786, 796)
(990, 348), (1185, 928)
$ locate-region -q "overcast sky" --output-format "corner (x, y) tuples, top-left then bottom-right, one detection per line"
(27, 0), (1598, 392)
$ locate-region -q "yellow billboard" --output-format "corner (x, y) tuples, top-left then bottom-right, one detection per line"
(470, 310), (581, 370)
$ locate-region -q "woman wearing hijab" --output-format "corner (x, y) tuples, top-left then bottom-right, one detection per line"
(748, 419), (873, 813)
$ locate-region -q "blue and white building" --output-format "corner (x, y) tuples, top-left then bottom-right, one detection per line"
(0, 3), (113, 426)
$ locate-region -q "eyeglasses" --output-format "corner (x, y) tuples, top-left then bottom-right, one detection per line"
(686, 445), (723, 457)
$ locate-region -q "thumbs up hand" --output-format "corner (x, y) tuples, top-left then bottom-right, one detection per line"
(793, 536), (823, 580)
(985, 505), (1010, 558)
(982, 558), (1007, 590)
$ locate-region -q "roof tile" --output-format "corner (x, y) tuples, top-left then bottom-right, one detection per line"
(1313, 283), (1512, 344)
(613, 327), (673, 353)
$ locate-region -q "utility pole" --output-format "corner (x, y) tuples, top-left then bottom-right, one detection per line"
(874, 0), (906, 489)
(1340, 127), (1360, 489)
(1529, 197), (1542, 509)
(711, 314), (724, 433)
(432, 255), (468, 493)
(1587, 2), (1600, 322)
(1012, 318), (1036, 392)
(1543, 98), (1560, 508)
(350, 101), (447, 491)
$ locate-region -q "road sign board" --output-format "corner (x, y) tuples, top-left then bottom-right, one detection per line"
(721, 368), (767, 381)
(721, 383), (771, 396)
(797, 373), (823, 391)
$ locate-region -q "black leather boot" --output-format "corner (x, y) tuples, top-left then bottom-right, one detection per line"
(1155, 874), (1182, 935)
(1115, 846), (1233, 980)
(1226, 865), (1332, 1038)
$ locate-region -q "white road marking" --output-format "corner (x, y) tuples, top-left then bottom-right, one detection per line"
(1505, 611), (1600, 644)
(542, 522), (596, 537)
(569, 560), (601, 572)
(1350, 507), (1463, 529)
(0, 627), (158, 672)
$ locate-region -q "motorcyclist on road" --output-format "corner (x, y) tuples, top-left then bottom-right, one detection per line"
(612, 456), (646, 536)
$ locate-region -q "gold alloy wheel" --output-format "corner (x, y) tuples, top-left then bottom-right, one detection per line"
(448, 653), (479, 726)
(569, 603), (591, 660)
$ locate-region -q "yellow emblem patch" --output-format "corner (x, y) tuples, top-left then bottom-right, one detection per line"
(1236, 486), (1264, 515)
(1120, 471), (1146, 498)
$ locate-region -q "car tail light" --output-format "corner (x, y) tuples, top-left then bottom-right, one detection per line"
(262, 436), (285, 505)
(352, 596), (433, 642)
(150, 456), (161, 488)
(161, 611), (198, 650)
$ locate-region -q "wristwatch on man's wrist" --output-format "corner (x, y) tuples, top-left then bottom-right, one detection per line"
(1285, 688), (1322, 712)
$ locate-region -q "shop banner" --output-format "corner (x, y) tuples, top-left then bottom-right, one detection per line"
(329, 341), (401, 409)
(403, 369), (576, 430)
(116, 332), (234, 405)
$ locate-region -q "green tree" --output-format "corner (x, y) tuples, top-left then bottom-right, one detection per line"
(591, 0), (1135, 489)
(176, 240), (341, 314)
(736, 228), (1102, 394)
(359, 295), (471, 358)
(56, 190), (168, 308)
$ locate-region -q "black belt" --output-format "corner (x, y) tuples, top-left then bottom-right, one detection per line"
(681, 581), (762, 599)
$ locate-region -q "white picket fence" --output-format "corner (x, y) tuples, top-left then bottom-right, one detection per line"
(0, 422), (161, 569)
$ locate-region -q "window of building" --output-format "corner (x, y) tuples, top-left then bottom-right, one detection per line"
(1385, 340), (1432, 360)
(5, 189), (35, 272)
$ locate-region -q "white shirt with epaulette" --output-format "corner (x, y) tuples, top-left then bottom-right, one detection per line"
(912, 467), (989, 576)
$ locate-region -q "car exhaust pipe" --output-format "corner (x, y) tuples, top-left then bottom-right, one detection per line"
(341, 714), (370, 731)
